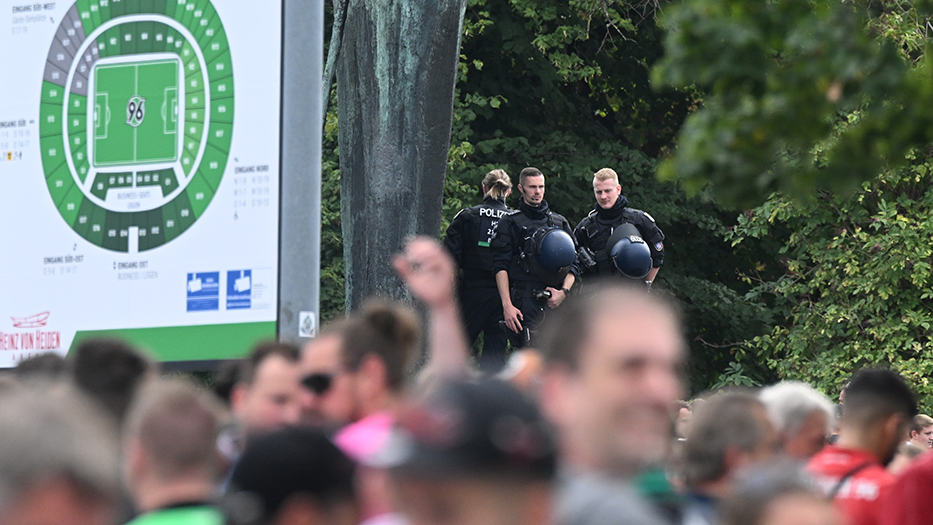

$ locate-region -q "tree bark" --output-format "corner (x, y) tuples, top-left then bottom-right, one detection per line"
(337, 0), (467, 310)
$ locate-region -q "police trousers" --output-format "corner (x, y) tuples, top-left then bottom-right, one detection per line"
(508, 282), (548, 349)
(459, 284), (509, 373)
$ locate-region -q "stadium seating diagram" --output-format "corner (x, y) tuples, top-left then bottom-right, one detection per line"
(40, 0), (233, 252)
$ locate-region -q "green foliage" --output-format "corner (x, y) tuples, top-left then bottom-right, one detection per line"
(652, 0), (933, 209)
(711, 360), (763, 390)
(320, 92), (345, 322)
(731, 159), (933, 409)
(461, 0), (695, 155)
(867, 0), (933, 62)
(655, 0), (933, 407)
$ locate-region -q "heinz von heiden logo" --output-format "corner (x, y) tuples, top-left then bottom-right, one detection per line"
(2, 312), (61, 352)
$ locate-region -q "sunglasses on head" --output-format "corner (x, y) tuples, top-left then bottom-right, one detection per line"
(301, 373), (334, 395)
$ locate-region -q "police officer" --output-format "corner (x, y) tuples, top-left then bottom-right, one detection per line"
(492, 167), (578, 348)
(574, 168), (664, 284)
(443, 169), (513, 371)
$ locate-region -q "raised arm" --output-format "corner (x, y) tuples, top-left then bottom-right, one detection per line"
(392, 236), (470, 381)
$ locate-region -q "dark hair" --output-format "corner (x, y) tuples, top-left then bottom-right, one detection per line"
(238, 341), (300, 386)
(843, 368), (917, 426)
(341, 299), (420, 391)
(70, 338), (154, 424)
(230, 426), (356, 521)
(14, 352), (69, 381)
(211, 359), (242, 406)
(536, 280), (683, 372)
(518, 167), (544, 186)
(682, 390), (772, 487)
(390, 379), (556, 482)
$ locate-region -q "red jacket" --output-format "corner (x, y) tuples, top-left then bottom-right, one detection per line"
(807, 446), (893, 525)
(878, 450), (933, 525)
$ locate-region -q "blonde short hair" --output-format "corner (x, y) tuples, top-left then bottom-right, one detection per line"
(911, 414), (933, 433)
(594, 168), (619, 185)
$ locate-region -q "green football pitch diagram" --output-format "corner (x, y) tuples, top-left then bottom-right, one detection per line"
(40, 0), (234, 252)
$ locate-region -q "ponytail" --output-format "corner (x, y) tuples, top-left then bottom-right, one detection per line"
(482, 169), (512, 200)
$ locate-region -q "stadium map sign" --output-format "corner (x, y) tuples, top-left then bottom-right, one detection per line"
(0, 0), (284, 366)
(41, 0), (234, 252)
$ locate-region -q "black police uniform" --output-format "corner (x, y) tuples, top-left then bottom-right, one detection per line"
(491, 199), (578, 347)
(573, 195), (665, 279)
(443, 196), (512, 370)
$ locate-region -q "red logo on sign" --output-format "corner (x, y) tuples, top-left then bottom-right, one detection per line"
(10, 312), (50, 328)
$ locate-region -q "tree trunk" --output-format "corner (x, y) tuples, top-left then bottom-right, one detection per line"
(337, 0), (467, 310)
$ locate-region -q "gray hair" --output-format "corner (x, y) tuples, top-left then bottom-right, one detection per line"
(0, 384), (120, 513)
(759, 381), (834, 436)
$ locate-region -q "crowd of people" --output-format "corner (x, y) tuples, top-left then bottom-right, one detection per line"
(3, 167), (933, 525)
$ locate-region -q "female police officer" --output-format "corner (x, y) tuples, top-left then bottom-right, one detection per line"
(443, 169), (513, 372)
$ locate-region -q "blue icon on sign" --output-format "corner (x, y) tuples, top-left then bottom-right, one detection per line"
(187, 272), (220, 312)
(226, 270), (252, 310)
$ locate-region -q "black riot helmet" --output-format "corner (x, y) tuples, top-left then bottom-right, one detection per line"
(530, 227), (576, 287)
(607, 223), (652, 279)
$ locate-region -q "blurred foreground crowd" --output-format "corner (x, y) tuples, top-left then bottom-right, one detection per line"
(3, 238), (933, 525)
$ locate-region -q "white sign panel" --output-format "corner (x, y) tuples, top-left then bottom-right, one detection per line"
(0, 0), (281, 365)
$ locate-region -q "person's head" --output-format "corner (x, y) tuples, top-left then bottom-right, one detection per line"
(839, 382), (849, 404)
(517, 167), (545, 207)
(592, 168), (622, 210)
(14, 352), (69, 382)
(70, 338), (155, 425)
(482, 169), (512, 201)
(759, 381), (834, 460)
(228, 426), (358, 525)
(300, 300), (420, 426)
(0, 385), (120, 525)
(387, 379), (555, 525)
(537, 281), (686, 476)
(123, 378), (224, 509)
(908, 414), (933, 448)
(681, 390), (779, 494)
(720, 462), (841, 525)
(231, 341), (302, 438)
(211, 359), (242, 407)
(299, 325), (349, 426)
(839, 368), (917, 465)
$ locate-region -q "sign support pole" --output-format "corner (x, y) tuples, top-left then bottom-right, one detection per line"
(278, 0), (325, 343)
